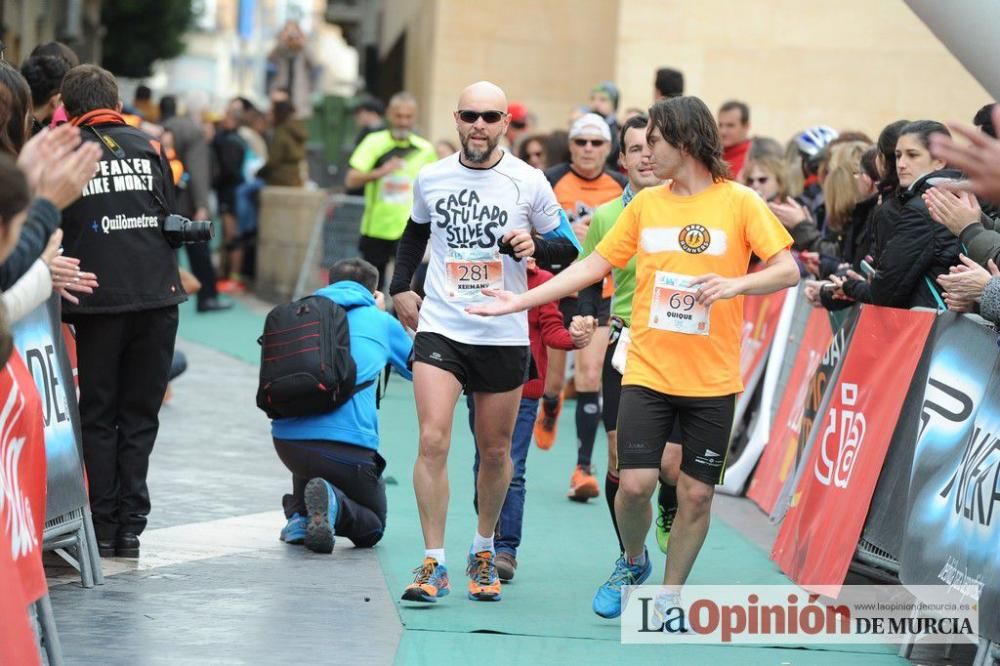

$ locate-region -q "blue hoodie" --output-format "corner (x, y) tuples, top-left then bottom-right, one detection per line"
(270, 281), (413, 450)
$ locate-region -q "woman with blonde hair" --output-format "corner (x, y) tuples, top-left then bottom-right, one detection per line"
(823, 141), (871, 232)
(742, 154), (790, 203)
(770, 140), (873, 273)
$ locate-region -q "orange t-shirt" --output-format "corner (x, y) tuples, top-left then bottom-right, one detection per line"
(596, 181), (792, 397)
(549, 169), (626, 223)
(546, 164), (625, 292)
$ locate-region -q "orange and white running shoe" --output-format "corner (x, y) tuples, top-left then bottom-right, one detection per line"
(401, 557), (450, 603)
(466, 550), (502, 601)
(534, 394), (563, 450)
(568, 465), (600, 502)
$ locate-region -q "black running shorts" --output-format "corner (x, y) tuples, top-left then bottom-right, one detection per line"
(616, 385), (736, 485)
(413, 332), (529, 394)
(602, 323), (683, 443)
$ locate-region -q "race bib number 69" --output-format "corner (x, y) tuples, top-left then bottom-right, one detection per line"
(648, 271), (710, 335)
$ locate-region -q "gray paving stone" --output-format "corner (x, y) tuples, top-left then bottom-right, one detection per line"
(48, 339), (402, 665)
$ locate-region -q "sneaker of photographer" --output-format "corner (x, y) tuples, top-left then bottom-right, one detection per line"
(279, 513), (307, 545)
(303, 478), (338, 554)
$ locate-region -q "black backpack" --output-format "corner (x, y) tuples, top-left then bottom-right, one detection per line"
(256, 296), (374, 419)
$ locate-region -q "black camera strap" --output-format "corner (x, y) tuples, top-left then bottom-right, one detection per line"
(88, 125), (126, 159)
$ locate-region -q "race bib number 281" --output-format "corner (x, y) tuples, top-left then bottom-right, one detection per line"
(444, 248), (504, 303)
(648, 272), (710, 335)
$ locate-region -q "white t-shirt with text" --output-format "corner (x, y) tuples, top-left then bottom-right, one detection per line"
(410, 151), (563, 345)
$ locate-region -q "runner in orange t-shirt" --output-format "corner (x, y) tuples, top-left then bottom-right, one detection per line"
(468, 96), (798, 623)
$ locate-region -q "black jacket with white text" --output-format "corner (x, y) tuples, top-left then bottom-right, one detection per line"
(60, 110), (186, 315)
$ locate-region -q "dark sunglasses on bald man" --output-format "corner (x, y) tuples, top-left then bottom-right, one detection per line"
(458, 110), (506, 124)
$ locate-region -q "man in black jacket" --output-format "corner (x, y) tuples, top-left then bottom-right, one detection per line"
(59, 64), (187, 558)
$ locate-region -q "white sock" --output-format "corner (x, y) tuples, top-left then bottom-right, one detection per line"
(471, 532), (494, 554)
(424, 548), (445, 565)
(626, 549), (648, 568)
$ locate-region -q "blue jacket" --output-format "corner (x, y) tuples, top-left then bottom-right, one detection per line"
(270, 281), (413, 449)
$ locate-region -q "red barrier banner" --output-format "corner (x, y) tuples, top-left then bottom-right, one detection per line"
(771, 306), (935, 593)
(739, 290), (785, 387)
(748, 307), (833, 513)
(0, 523), (40, 666)
(62, 323), (78, 390)
(0, 351), (48, 603)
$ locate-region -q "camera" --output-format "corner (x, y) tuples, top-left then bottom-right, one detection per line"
(163, 214), (214, 247)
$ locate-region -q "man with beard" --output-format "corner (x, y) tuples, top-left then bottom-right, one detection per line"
(346, 92), (437, 290)
(388, 81), (580, 603)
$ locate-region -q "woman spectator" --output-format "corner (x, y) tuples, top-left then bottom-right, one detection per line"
(0, 61), (33, 157)
(783, 138), (805, 198)
(787, 141), (872, 273)
(749, 136), (784, 160)
(810, 121), (907, 307)
(831, 145), (880, 274)
(517, 133), (548, 170)
(258, 100), (306, 187)
(0, 63), (99, 297)
(743, 154), (789, 203)
(0, 141), (99, 320)
(0, 155), (31, 264)
(833, 120), (962, 309)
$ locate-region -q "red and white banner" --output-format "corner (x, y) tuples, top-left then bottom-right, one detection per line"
(748, 308), (833, 513)
(0, 522), (40, 666)
(771, 306), (935, 594)
(0, 351), (48, 603)
(739, 290), (786, 388)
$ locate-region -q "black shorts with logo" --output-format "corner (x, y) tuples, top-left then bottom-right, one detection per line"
(616, 385), (736, 485)
(413, 332), (529, 394)
(602, 320), (684, 442)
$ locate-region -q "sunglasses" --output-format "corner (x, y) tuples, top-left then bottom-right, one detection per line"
(573, 138), (607, 148)
(510, 120), (527, 129)
(458, 110), (506, 124)
(747, 176), (771, 185)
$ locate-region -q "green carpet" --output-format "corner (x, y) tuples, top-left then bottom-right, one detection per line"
(396, 632), (908, 666)
(176, 296), (264, 365)
(175, 309), (905, 664)
(373, 388), (905, 664)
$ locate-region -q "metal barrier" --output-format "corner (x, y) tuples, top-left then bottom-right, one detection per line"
(293, 194), (365, 300)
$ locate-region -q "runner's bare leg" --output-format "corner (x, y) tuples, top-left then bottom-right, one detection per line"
(412, 362), (464, 548)
(615, 467), (659, 557)
(664, 471), (714, 585)
(472, 386), (522, 539)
